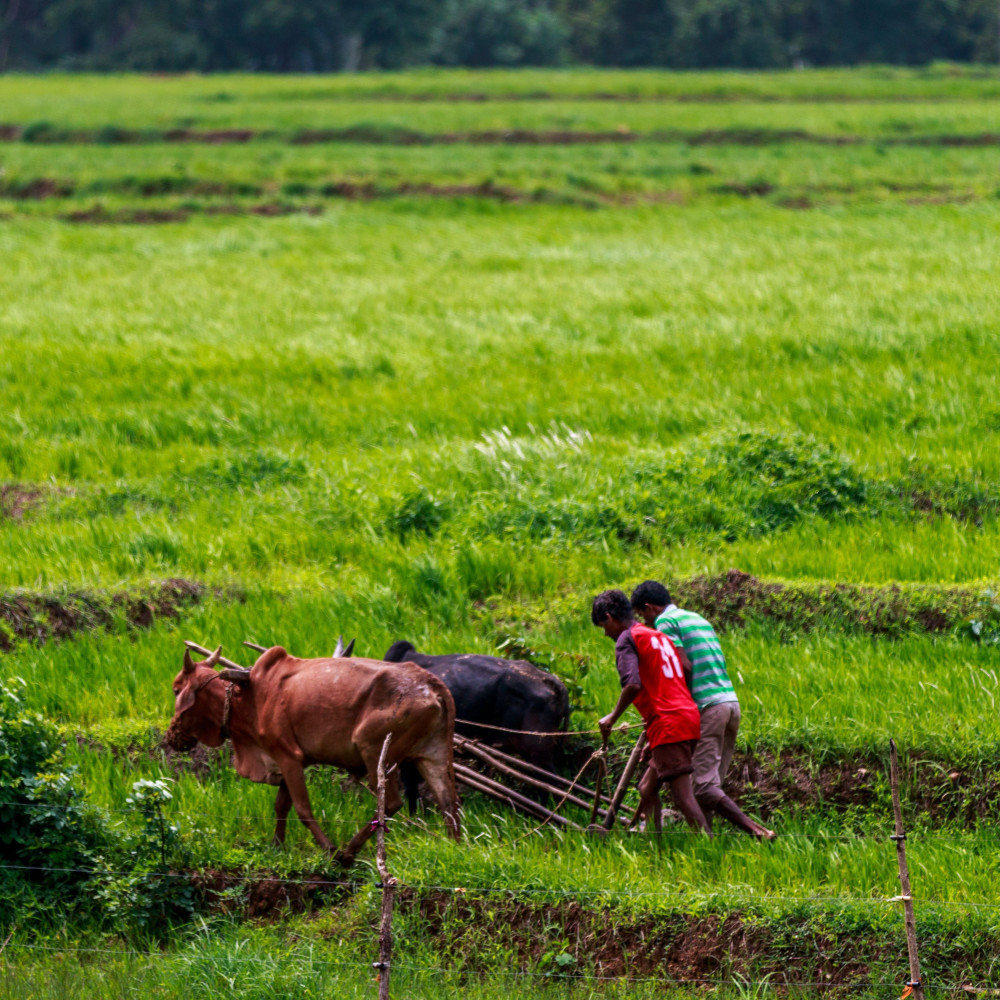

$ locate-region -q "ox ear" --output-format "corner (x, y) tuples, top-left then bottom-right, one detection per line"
(175, 683), (197, 716)
(183, 649), (196, 674)
(219, 666), (251, 684)
(342, 638), (355, 657)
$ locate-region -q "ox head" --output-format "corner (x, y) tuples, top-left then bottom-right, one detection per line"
(165, 646), (245, 752)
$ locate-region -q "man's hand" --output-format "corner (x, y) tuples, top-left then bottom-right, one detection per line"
(598, 714), (616, 741)
(600, 684), (641, 743)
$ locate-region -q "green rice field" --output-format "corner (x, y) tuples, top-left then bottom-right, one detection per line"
(1, 67), (1000, 998)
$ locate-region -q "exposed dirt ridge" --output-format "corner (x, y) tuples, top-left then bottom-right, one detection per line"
(2, 177), (984, 216)
(671, 568), (994, 637)
(494, 571), (997, 654)
(5, 123), (1000, 147)
(0, 483), (50, 521)
(61, 202), (323, 224)
(0, 578), (212, 652)
(174, 877), (992, 988)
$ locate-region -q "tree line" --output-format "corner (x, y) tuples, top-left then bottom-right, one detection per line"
(2, 0), (998, 72)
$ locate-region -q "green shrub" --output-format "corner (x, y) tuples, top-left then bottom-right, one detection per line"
(181, 450), (308, 492)
(385, 487), (450, 538)
(467, 428), (874, 548)
(20, 121), (62, 143)
(94, 779), (200, 933)
(0, 683), (204, 931)
(0, 679), (110, 885)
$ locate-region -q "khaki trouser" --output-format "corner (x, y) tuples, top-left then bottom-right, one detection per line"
(691, 700), (741, 808)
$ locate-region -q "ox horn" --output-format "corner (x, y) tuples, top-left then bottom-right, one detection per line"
(333, 635), (345, 658)
(342, 638), (355, 657)
(183, 649), (196, 673)
(205, 645), (223, 668)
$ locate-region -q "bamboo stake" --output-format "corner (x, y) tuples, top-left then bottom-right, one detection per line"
(374, 734), (395, 1000)
(602, 732), (647, 831)
(889, 739), (924, 1000)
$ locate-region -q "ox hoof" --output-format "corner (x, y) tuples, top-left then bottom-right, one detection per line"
(332, 850), (355, 868)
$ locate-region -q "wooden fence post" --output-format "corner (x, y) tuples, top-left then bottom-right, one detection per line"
(889, 739), (925, 1000)
(374, 734), (396, 1000)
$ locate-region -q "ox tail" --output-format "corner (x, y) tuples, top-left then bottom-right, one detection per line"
(400, 668), (456, 817)
(424, 669), (457, 742)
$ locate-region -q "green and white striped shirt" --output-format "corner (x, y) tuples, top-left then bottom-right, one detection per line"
(655, 604), (738, 710)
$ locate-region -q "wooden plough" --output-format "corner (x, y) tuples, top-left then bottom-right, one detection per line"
(184, 639), (646, 834)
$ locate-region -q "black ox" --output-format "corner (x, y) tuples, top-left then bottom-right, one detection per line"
(383, 640), (570, 809)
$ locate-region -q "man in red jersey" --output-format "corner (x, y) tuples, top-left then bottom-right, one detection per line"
(592, 589), (711, 835)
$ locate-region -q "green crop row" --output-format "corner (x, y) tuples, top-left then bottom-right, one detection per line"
(4, 68), (1000, 134)
(6, 138), (1000, 211)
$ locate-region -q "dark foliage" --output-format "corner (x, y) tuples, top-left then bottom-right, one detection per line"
(1, 0), (997, 69)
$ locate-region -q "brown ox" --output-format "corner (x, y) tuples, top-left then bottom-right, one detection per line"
(165, 645), (460, 863)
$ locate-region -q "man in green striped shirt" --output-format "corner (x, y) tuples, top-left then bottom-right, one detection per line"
(630, 580), (775, 840)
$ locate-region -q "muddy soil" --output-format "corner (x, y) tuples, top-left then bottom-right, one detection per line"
(0, 483), (48, 520)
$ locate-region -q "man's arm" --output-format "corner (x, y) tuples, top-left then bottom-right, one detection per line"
(599, 683), (641, 741)
(677, 646), (693, 684)
(600, 628), (641, 740)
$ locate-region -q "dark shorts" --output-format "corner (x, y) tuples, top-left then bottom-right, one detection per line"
(650, 739), (697, 782)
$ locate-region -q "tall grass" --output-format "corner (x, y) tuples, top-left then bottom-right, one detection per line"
(1, 201), (999, 592)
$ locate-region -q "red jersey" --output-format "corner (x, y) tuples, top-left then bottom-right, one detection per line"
(622, 623), (701, 748)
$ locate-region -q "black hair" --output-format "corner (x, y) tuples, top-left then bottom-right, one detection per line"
(630, 580), (671, 610)
(591, 589), (634, 626)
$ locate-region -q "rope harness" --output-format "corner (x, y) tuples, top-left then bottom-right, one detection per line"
(219, 680), (235, 741)
(455, 718), (633, 738)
